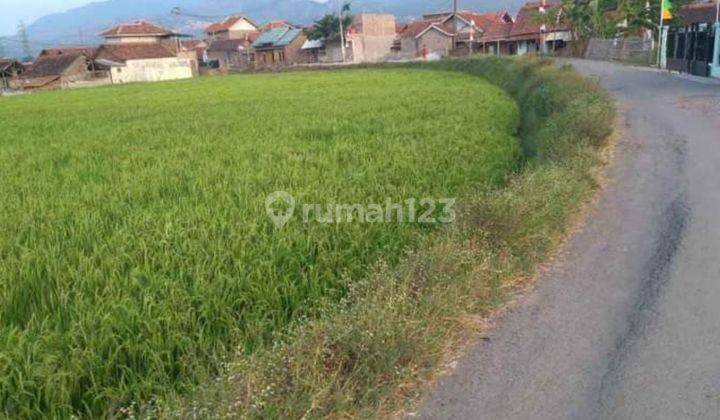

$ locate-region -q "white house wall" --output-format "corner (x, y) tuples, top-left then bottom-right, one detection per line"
(111, 57), (194, 84)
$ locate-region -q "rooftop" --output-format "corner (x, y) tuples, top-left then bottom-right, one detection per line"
(206, 15), (258, 33)
(95, 43), (176, 64)
(252, 26), (303, 49)
(509, 1), (568, 39)
(100, 21), (176, 38)
(23, 54), (86, 79)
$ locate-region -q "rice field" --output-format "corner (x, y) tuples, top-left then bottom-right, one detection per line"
(0, 68), (519, 417)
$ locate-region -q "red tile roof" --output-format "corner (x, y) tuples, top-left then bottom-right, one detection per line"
(261, 20), (295, 31)
(456, 11), (512, 29)
(23, 54), (86, 78)
(480, 21), (514, 42)
(399, 19), (448, 39)
(100, 21), (174, 38)
(181, 40), (207, 61)
(95, 43), (176, 63)
(40, 47), (98, 58)
(509, 2), (568, 40)
(206, 16), (258, 34)
(181, 40), (206, 49)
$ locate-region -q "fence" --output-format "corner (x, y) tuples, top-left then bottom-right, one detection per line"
(585, 37), (655, 66)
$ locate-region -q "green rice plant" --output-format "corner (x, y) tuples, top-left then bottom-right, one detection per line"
(0, 69), (520, 417)
(163, 57), (615, 419)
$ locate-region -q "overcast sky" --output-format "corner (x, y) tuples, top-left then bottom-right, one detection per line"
(0, 0), (91, 35)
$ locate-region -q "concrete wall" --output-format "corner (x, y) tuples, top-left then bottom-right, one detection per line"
(417, 29), (453, 57)
(585, 37), (654, 65)
(110, 57), (194, 84)
(348, 14), (397, 63)
(206, 50), (250, 69)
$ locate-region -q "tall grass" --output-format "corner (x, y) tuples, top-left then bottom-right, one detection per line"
(165, 57), (616, 419)
(0, 69), (519, 417)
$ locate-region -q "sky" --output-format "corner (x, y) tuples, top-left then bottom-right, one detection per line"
(0, 0), (91, 35)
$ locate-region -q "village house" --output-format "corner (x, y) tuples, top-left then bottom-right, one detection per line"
(204, 16), (261, 69)
(206, 38), (258, 68)
(475, 18), (516, 55)
(94, 21), (196, 83)
(205, 15), (260, 41)
(252, 25), (306, 67)
(0, 58), (24, 90)
(425, 11), (515, 54)
(180, 39), (208, 66)
(94, 43), (194, 84)
(343, 14), (398, 62)
(19, 53), (92, 90)
(506, 1), (571, 55)
(398, 19), (454, 58)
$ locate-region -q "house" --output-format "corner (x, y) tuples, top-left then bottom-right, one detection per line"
(180, 39), (208, 65)
(478, 18), (516, 55)
(20, 53), (91, 90)
(0, 58), (24, 90)
(424, 11), (514, 53)
(205, 15), (260, 40)
(95, 21), (196, 83)
(507, 1), (571, 55)
(342, 14), (397, 63)
(251, 25), (307, 66)
(398, 19), (454, 58)
(664, 2), (720, 78)
(206, 36), (258, 69)
(95, 43), (194, 84)
(300, 39), (325, 63)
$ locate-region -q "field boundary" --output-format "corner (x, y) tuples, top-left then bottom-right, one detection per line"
(158, 57), (617, 419)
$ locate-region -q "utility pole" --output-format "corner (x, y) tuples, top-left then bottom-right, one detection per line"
(453, 0), (458, 50)
(338, 0), (346, 63)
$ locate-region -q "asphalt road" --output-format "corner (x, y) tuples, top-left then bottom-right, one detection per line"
(417, 60), (720, 420)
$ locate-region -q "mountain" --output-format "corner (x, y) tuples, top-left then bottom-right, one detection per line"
(1, 0), (526, 59)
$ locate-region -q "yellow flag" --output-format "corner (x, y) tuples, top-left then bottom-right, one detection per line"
(662, 0), (672, 20)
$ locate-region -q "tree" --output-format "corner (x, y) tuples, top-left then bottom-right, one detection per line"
(307, 2), (352, 41)
(0, 38), (6, 57)
(17, 21), (34, 62)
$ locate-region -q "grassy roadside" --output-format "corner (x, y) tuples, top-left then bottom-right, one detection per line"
(160, 57), (616, 419)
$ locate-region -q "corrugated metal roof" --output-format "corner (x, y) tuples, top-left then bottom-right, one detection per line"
(301, 39), (324, 50)
(252, 26), (303, 48)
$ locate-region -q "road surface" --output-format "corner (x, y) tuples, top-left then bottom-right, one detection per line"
(417, 61), (720, 419)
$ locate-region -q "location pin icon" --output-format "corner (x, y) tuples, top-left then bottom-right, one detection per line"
(266, 191), (295, 229)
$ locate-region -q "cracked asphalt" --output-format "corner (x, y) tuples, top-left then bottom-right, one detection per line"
(417, 60), (720, 420)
